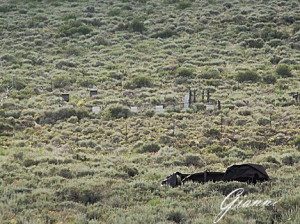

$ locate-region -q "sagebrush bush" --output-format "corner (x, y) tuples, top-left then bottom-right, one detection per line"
(59, 20), (93, 37)
(0, 121), (13, 133)
(57, 183), (103, 205)
(37, 107), (90, 124)
(166, 210), (187, 223)
(184, 154), (203, 166)
(122, 166), (139, 177)
(236, 70), (260, 83)
(201, 68), (220, 79)
(151, 28), (176, 38)
(124, 76), (153, 89)
(177, 67), (195, 78)
(257, 117), (271, 126)
(140, 142), (160, 153)
(262, 74), (277, 84)
(0, 0), (299, 223)
(105, 104), (131, 119)
(177, 1), (191, 10)
(241, 38), (264, 48)
(276, 64), (292, 77)
(52, 75), (76, 88)
(0, 4), (16, 13)
(294, 136), (300, 150)
(204, 128), (221, 139)
(130, 18), (145, 33)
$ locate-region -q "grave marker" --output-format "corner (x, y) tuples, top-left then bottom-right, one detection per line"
(183, 94), (190, 110)
(92, 106), (101, 114)
(292, 92), (299, 103)
(206, 104), (215, 111)
(155, 105), (164, 114)
(130, 106), (138, 113)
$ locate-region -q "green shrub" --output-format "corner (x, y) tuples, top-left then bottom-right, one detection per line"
(108, 8), (121, 17)
(124, 76), (153, 89)
(59, 20), (93, 37)
(262, 74), (277, 84)
(201, 68), (220, 79)
(204, 128), (221, 139)
(0, 121), (13, 133)
(282, 154), (296, 166)
(268, 39), (283, 48)
(270, 55), (282, 65)
(37, 107), (90, 124)
(57, 183), (102, 205)
(260, 27), (289, 41)
(238, 109), (252, 116)
(76, 77), (96, 88)
(55, 60), (77, 69)
(122, 166), (139, 177)
(140, 142), (160, 153)
(2, 77), (26, 90)
(241, 38), (264, 48)
(130, 18), (145, 33)
(151, 29), (176, 38)
(276, 64), (292, 77)
(105, 104), (131, 119)
(294, 136), (300, 150)
(184, 154), (203, 166)
(58, 168), (74, 179)
(62, 13), (77, 21)
(257, 117), (271, 126)
(282, 15), (295, 24)
(177, 67), (195, 78)
(166, 210), (187, 223)
(236, 70), (260, 83)
(177, 1), (191, 10)
(0, 4), (16, 13)
(165, 0), (180, 3)
(52, 75), (76, 88)
(239, 139), (267, 150)
(78, 140), (98, 148)
(23, 158), (39, 167)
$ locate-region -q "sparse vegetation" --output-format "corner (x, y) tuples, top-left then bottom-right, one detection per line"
(0, 0), (299, 223)
(236, 70), (260, 83)
(276, 64), (293, 77)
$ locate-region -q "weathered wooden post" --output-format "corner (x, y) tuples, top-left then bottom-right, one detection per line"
(217, 100), (221, 110)
(188, 87), (192, 107)
(193, 90), (197, 103)
(50, 80), (54, 92)
(294, 92), (299, 104)
(207, 89), (210, 103)
(220, 115), (224, 133)
(12, 75), (15, 89)
(172, 120), (176, 136)
(125, 122), (128, 143)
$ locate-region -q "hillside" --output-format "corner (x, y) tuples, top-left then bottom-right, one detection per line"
(0, 0), (299, 223)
